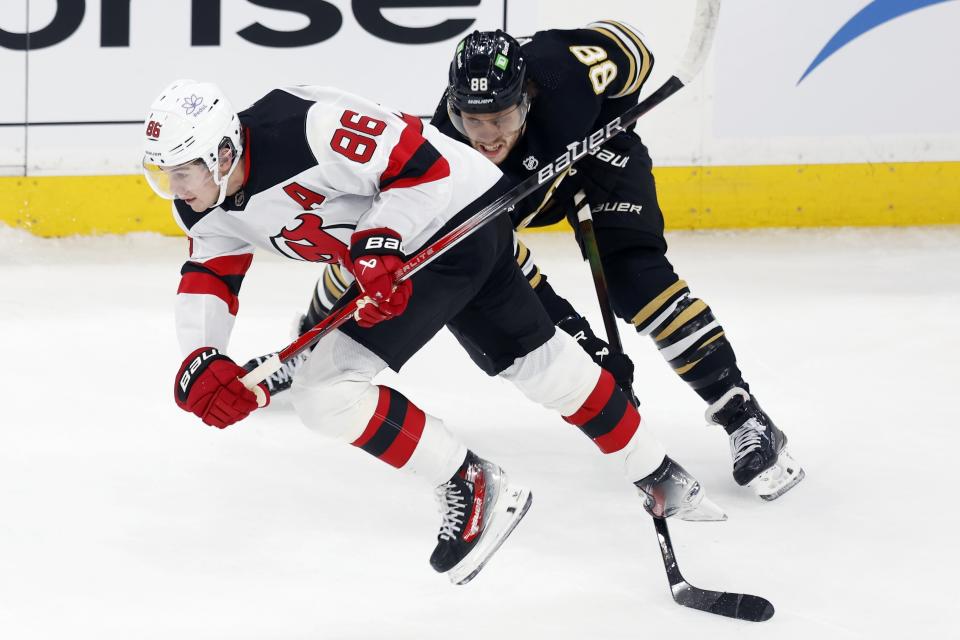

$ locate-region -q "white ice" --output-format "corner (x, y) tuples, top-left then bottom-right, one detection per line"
(1, 226), (958, 639)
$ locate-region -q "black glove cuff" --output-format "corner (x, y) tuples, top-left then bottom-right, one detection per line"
(349, 227), (405, 261)
(176, 347), (231, 403)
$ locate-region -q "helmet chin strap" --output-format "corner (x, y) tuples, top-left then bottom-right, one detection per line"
(212, 150), (243, 208)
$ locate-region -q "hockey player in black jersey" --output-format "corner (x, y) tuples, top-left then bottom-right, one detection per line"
(269, 24), (805, 501)
(437, 26), (804, 501)
(144, 79), (726, 587)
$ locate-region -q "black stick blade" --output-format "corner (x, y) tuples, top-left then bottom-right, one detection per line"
(673, 584), (775, 622)
(653, 517), (775, 622)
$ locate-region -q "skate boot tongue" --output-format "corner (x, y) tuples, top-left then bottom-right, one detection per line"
(706, 387), (805, 500)
(635, 456), (727, 522)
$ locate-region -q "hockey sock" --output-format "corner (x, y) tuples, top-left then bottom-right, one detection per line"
(514, 236), (545, 289)
(631, 280), (747, 404)
(350, 385), (466, 486)
(562, 369), (639, 454)
(302, 263), (352, 333)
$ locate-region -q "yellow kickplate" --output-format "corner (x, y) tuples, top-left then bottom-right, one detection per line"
(2, 162), (959, 237)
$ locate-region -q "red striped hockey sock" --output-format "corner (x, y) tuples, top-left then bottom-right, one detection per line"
(351, 386), (426, 468)
(563, 370), (640, 454)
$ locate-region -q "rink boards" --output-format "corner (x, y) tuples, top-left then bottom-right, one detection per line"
(1, 161), (958, 237)
(2, 0), (959, 234)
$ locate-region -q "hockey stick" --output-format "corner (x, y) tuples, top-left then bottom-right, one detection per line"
(571, 192), (640, 406)
(242, 0), (722, 398)
(575, 199), (775, 622)
(566, 0), (772, 621)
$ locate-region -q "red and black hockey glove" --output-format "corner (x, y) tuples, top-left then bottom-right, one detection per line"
(174, 347), (268, 428)
(349, 227), (413, 328)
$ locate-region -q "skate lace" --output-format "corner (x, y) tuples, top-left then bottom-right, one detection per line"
(270, 362), (293, 385)
(435, 481), (468, 541)
(266, 352), (306, 387)
(731, 422), (764, 462)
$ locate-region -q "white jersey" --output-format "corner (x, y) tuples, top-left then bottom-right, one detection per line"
(172, 86), (503, 355)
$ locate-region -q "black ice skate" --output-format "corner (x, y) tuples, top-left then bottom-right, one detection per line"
(635, 456), (727, 521)
(241, 350), (310, 396)
(430, 452), (532, 585)
(706, 387), (805, 501)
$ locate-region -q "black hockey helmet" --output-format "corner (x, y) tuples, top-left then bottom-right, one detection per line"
(447, 30), (527, 114)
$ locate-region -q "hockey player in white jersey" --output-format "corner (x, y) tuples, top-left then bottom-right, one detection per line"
(142, 79), (725, 585)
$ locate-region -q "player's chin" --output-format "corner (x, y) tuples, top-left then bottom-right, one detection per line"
(183, 196), (208, 212)
(473, 142), (508, 164)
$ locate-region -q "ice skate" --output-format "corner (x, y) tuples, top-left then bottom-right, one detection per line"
(430, 452), (532, 585)
(241, 349), (310, 396)
(635, 456), (727, 521)
(706, 387), (805, 501)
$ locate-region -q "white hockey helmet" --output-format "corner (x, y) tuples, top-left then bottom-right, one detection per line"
(142, 79), (243, 208)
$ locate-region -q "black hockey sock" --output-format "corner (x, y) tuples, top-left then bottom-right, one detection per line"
(301, 264), (352, 335)
(632, 280), (747, 404)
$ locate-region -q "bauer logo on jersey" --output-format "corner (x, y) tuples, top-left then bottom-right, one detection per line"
(523, 155), (539, 170)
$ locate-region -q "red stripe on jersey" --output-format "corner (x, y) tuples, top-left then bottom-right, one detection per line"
(240, 127), (252, 187)
(563, 370), (615, 426)
(593, 406), (640, 454)
(178, 272), (240, 315)
(200, 253), (254, 278)
(352, 387), (392, 449)
(380, 401), (425, 468)
(380, 112), (450, 192)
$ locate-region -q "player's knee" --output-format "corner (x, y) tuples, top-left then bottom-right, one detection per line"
(501, 331), (600, 414)
(290, 332), (385, 441)
(292, 374), (379, 441)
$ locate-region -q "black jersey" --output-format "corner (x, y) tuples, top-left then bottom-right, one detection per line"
(432, 20), (654, 228)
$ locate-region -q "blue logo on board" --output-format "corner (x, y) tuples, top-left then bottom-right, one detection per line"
(798, 0), (957, 84)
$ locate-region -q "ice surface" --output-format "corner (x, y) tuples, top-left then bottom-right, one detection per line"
(1, 226), (958, 639)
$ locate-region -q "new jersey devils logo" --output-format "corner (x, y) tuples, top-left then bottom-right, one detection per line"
(271, 213), (350, 263)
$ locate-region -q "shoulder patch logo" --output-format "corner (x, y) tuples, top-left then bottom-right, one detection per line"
(523, 155), (539, 170)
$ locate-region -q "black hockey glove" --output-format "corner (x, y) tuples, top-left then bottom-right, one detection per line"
(557, 315), (637, 403)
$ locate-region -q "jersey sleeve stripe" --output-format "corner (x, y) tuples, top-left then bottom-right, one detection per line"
(176, 253), (253, 316)
(605, 20), (653, 96)
(195, 253), (255, 277)
(589, 20), (653, 98)
(380, 113), (451, 192)
(178, 271), (240, 315)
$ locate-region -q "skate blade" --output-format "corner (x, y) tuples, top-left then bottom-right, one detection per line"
(676, 493), (728, 522)
(748, 448), (805, 501)
(447, 487), (533, 586)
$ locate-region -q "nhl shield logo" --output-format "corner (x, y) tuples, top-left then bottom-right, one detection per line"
(523, 155), (539, 170)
